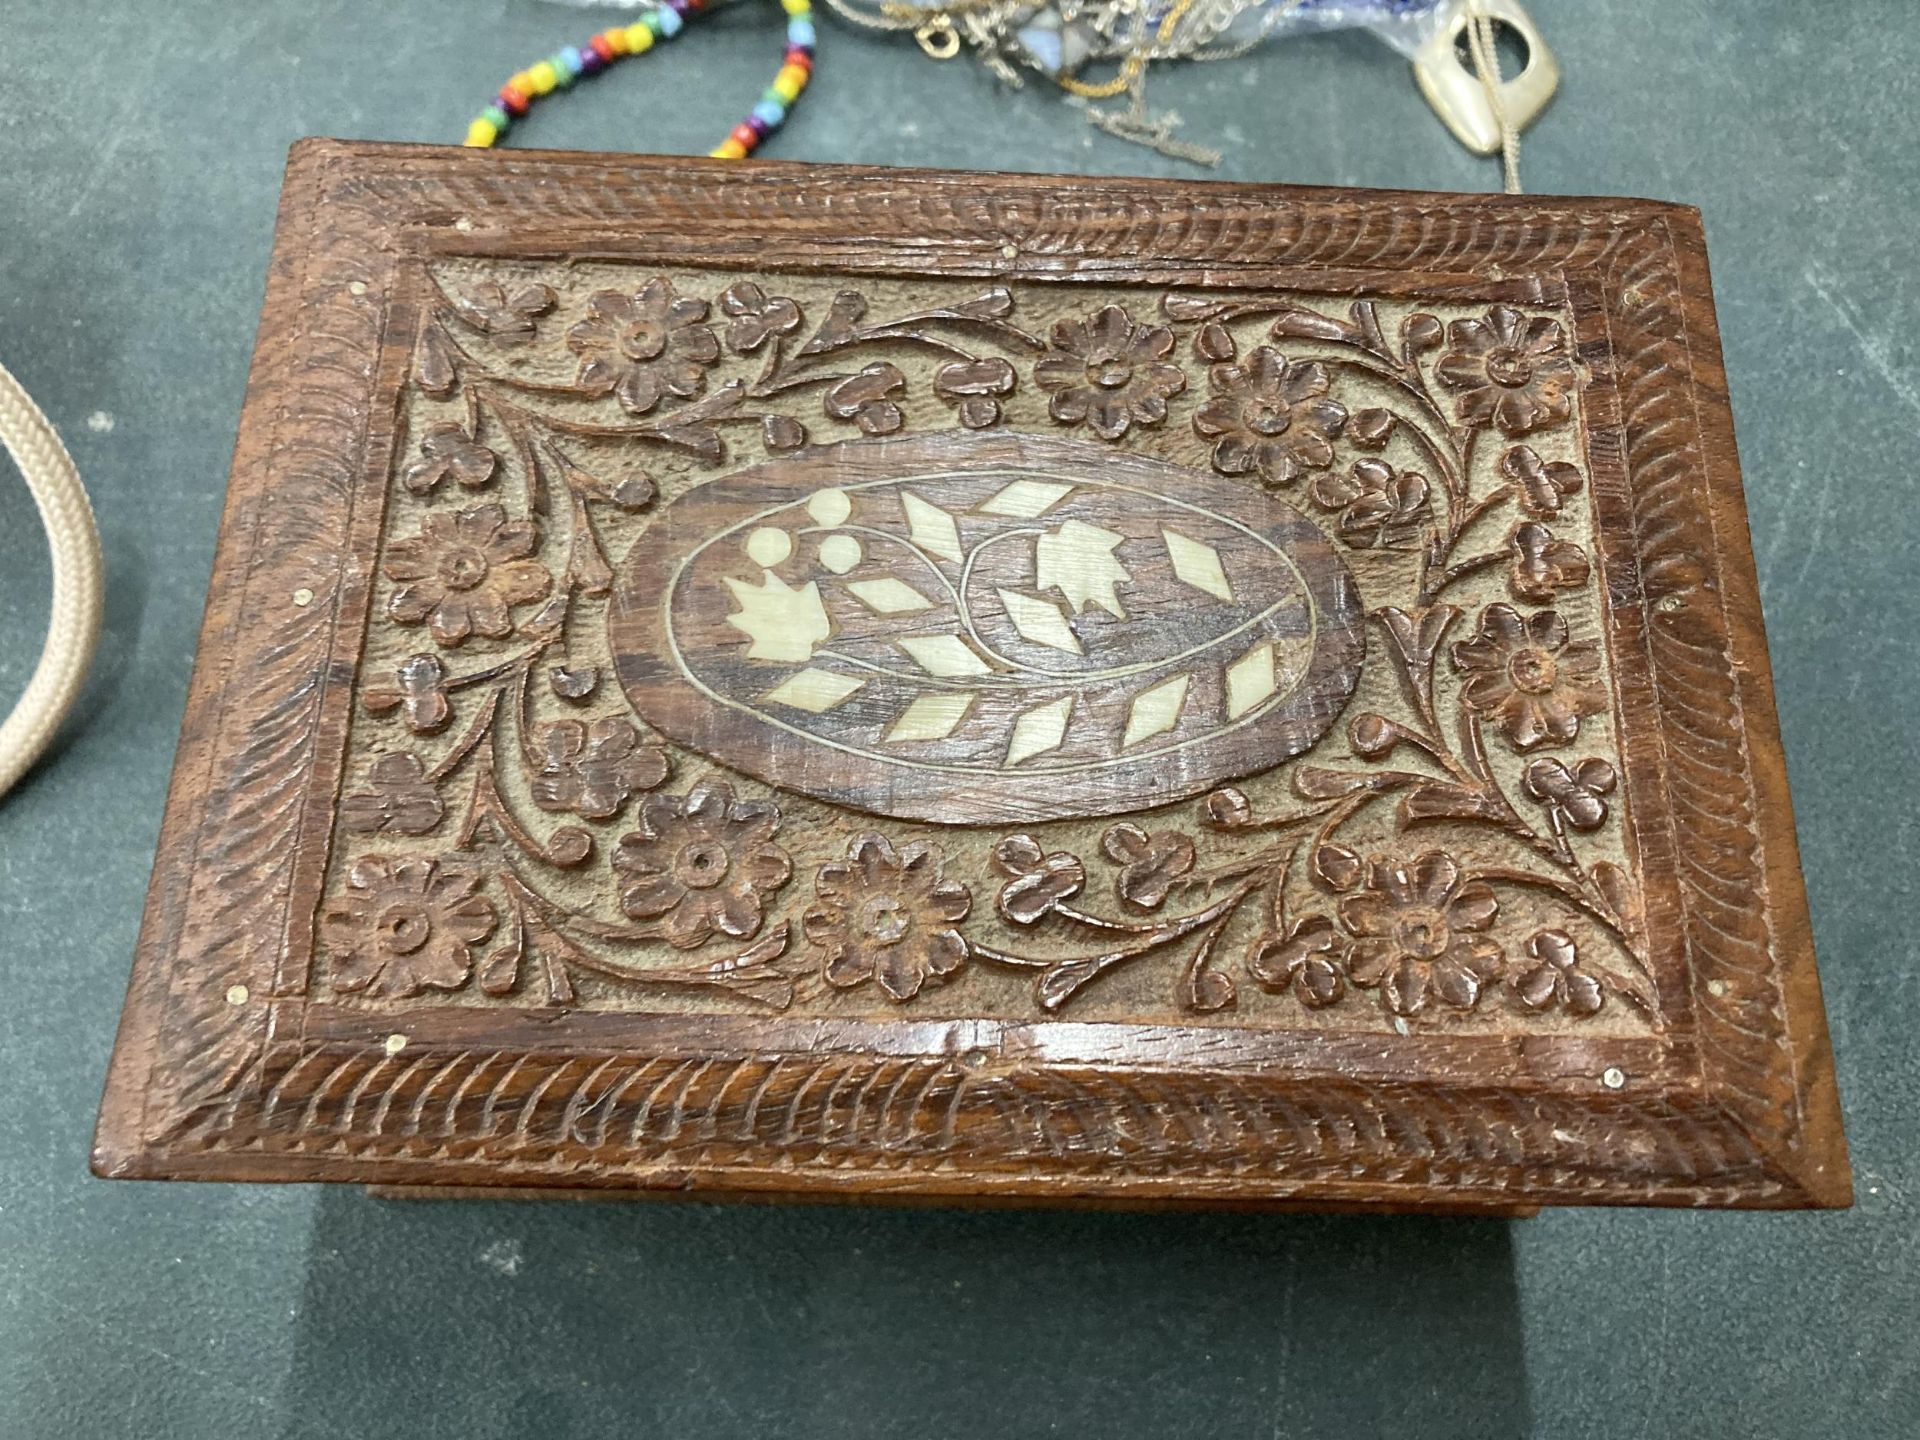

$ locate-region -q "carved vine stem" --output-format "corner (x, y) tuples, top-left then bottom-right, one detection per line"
(972, 876), (1266, 1013)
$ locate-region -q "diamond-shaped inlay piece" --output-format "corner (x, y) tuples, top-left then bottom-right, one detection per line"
(885, 692), (974, 743)
(979, 479), (1074, 518)
(1034, 519), (1129, 617)
(1163, 528), (1234, 602)
(898, 634), (992, 677)
(1122, 673), (1191, 747)
(762, 668), (865, 713)
(1225, 642), (1276, 719)
(847, 577), (934, 614)
(997, 588), (1082, 655)
(902, 493), (963, 563)
(1006, 696), (1074, 765)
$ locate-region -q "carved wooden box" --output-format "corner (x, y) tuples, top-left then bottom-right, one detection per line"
(94, 141), (1849, 1210)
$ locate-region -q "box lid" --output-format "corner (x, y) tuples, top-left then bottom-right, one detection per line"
(94, 140), (1848, 1209)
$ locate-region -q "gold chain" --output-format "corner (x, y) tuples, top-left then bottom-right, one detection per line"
(1056, 0), (1200, 98)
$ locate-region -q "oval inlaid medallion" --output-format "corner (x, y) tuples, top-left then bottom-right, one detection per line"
(610, 431), (1364, 824)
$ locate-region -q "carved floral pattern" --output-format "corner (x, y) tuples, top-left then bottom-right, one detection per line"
(1193, 347), (1347, 487)
(341, 753), (444, 836)
(1512, 928), (1605, 1015)
(361, 653), (451, 733)
(1342, 852), (1504, 1017)
(934, 357), (1017, 428)
(325, 265), (1655, 1031)
(1248, 915), (1346, 1008)
(992, 836), (1087, 926)
(1503, 443), (1584, 517)
(445, 280), (555, 344)
(1451, 604), (1607, 752)
(322, 856), (497, 998)
(1508, 521), (1591, 603)
(807, 834), (972, 1002)
(568, 280), (721, 414)
(1102, 824), (1197, 911)
(719, 281), (801, 354)
(612, 779), (791, 949)
(1522, 756), (1617, 832)
(383, 505), (552, 648)
(401, 423), (496, 495)
(1034, 303), (1185, 440)
(531, 717), (669, 820)
(823, 362), (907, 434)
(1436, 306), (1576, 436)
(1309, 458), (1430, 548)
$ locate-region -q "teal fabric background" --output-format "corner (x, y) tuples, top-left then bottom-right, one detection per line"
(0, 3), (1913, 1434)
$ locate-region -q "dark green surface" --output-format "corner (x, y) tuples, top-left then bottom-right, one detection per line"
(1, 2), (1914, 1435)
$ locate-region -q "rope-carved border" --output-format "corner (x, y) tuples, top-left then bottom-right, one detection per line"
(95, 143), (1840, 1207)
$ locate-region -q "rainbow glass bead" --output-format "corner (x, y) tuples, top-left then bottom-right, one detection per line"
(463, 0), (811, 158)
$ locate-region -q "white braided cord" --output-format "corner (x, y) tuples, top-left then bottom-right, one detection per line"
(0, 359), (102, 799)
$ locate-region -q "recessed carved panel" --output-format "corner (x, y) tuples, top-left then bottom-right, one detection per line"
(326, 259), (1655, 1029)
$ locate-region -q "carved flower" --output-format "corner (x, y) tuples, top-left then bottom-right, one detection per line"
(1450, 604), (1607, 751)
(808, 833), (972, 1002)
(824, 362), (907, 435)
(992, 834), (1085, 926)
(1248, 914), (1346, 1008)
(1034, 303), (1186, 441)
(1501, 444), (1584, 517)
(1508, 521), (1591, 603)
(1522, 755), (1617, 832)
(531, 717), (669, 820)
(384, 504), (553, 647)
(1101, 823), (1196, 911)
(719, 280), (801, 353)
(321, 856), (496, 997)
(567, 279), (721, 414)
(1513, 928), (1604, 1016)
(1105, 821), (1190, 913)
(934, 357), (1017, 429)
(1342, 851), (1503, 1016)
(613, 779), (792, 949)
(1436, 306), (1576, 436)
(1193, 348), (1346, 487)
(450, 279), (555, 343)
(1309, 459), (1430, 548)
(401, 422), (496, 495)
(341, 752), (444, 835)
(362, 652), (451, 733)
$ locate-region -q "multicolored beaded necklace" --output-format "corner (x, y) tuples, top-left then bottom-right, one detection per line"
(462, 0), (816, 159)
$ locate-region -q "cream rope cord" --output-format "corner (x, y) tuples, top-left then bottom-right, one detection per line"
(0, 359), (102, 800)
(1463, 0), (1523, 193)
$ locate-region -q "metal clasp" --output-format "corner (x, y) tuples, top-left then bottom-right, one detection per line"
(914, 15), (962, 59)
(1413, 0), (1560, 156)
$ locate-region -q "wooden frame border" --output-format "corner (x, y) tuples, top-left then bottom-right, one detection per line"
(93, 141), (1848, 1209)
